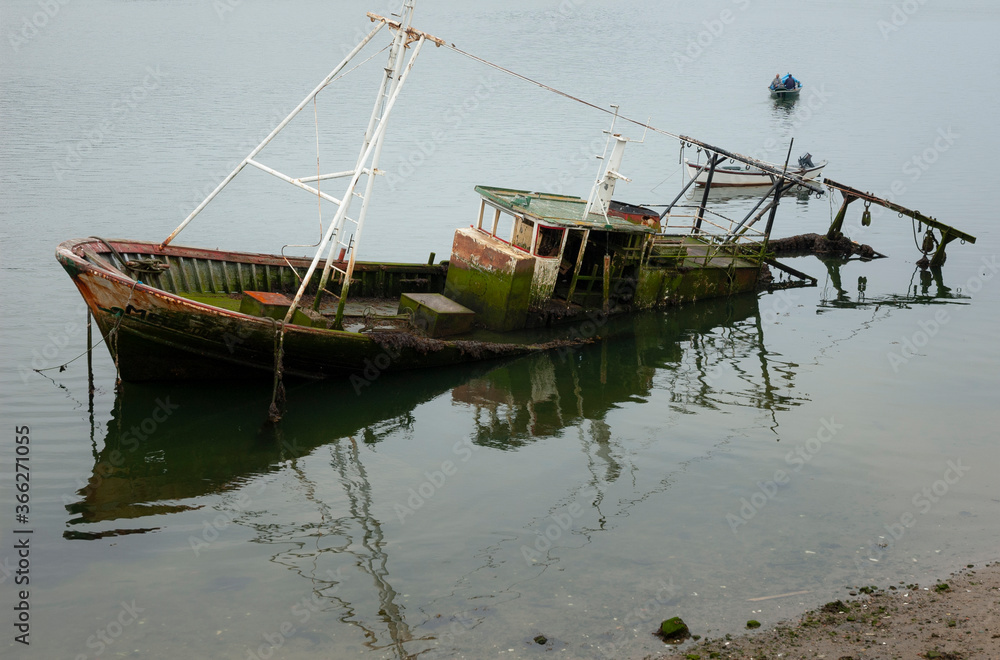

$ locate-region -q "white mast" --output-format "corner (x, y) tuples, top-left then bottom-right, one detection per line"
(584, 134), (630, 218)
(584, 106), (644, 220)
(157, 2), (445, 329)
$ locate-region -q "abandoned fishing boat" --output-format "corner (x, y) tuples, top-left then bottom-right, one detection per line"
(685, 152), (826, 187)
(55, 2), (976, 386)
(56, 145), (811, 382)
(769, 73), (802, 98)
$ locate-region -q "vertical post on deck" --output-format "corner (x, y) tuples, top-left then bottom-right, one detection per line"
(762, 140), (795, 250)
(694, 154), (721, 233)
(602, 253), (611, 313)
(565, 229), (590, 305)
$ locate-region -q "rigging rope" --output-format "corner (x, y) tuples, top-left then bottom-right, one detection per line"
(314, 96), (323, 236)
(443, 42), (684, 142)
(278, 44), (391, 283)
(442, 41), (822, 192)
(443, 42), (947, 208)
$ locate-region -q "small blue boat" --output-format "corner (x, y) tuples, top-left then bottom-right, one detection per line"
(769, 73), (802, 98)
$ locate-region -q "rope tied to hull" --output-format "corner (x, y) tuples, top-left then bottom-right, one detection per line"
(124, 258), (169, 275)
(89, 236), (130, 273)
(34, 280), (139, 377)
(267, 320), (287, 424)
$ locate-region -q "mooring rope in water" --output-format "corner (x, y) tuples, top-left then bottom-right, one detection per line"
(267, 319), (287, 424)
(35, 279), (139, 377)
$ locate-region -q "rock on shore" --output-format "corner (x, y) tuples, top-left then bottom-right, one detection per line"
(656, 562), (1000, 659)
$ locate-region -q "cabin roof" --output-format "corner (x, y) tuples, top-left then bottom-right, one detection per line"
(475, 186), (655, 234)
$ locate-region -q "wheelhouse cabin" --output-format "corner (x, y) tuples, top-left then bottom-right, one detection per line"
(446, 186), (668, 331)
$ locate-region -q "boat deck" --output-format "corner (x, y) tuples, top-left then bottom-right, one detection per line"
(650, 236), (760, 270)
(681, 243), (759, 269)
(178, 291), (407, 332)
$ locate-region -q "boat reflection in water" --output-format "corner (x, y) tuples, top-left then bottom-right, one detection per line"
(73, 295), (816, 503)
(455, 294), (802, 453)
(65, 359), (498, 530)
(62, 294), (796, 649)
(817, 257), (968, 311)
(62, 283), (964, 656)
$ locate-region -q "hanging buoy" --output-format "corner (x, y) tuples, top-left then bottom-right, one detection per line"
(921, 229), (937, 254)
(861, 200), (871, 226)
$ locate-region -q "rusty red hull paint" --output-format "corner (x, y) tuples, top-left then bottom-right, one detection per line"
(56, 238), (547, 382)
(56, 236), (780, 383)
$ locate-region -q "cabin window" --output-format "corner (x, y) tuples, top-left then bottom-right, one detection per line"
(534, 225), (564, 258)
(476, 200), (490, 231)
(493, 211), (514, 243)
(477, 203), (517, 244)
(512, 218), (534, 251)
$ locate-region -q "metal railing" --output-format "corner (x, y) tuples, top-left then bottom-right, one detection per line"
(649, 207), (769, 270)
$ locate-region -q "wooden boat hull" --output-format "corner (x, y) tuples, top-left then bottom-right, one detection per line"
(684, 158), (826, 187)
(56, 238), (554, 381)
(56, 235), (780, 382)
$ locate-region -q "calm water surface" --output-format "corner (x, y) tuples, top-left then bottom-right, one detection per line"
(2, 1), (998, 658)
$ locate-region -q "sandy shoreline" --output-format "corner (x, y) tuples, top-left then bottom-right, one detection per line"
(655, 562), (1000, 659)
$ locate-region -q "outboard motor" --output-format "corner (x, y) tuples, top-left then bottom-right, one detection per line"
(798, 152), (815, 169)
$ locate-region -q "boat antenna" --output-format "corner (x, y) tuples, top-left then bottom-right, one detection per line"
(584, 105), (641, 221)
(583, 105), (620, 219)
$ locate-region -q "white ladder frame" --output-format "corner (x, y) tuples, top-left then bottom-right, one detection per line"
(159, 1), (443, 329)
